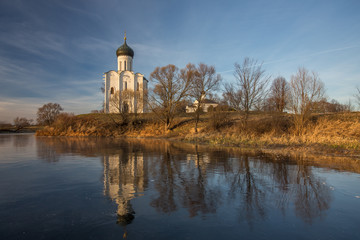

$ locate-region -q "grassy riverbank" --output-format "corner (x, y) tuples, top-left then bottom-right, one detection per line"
(35, 111), (360, 157)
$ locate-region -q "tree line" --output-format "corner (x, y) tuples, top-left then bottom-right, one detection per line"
(10, 57), (360, 135)
(147, 57), (358, 134)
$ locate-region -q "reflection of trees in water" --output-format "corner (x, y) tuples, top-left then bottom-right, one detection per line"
(0, 134), (33, 148)
(268, 156), (292, 215)
(293, 157), (330, 223)
(150, 144), (221, 217)
(178, 145), (220, 217)
(150, 148), (177, 213)
(146, 145), (331, 225)
(0, 135), (12, 146)
(35, 137), (334, 227)
(246, 154), (331, 224)
(224, 153), (332, 226)
(13, 134), (32, 148)
(227, 155), (267, 225)
(36, 137), (60, 162)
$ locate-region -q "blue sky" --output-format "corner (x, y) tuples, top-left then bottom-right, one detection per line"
(0, 0), (359, 122)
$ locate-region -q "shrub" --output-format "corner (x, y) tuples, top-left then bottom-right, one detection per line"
(13, 117), (33, 131)
(52, 113), (76, 131)
(237, 113), (292, 136)
(208, 107), (231, 130)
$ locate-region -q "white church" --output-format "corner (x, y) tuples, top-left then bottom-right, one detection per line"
(104, 34), (148, 113)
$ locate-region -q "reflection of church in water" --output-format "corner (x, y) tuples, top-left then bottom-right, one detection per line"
(103, 151), (148, 225)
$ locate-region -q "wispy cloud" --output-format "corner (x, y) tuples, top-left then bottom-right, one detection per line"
(262, 44), (360, 66)
(0, 30), (68, 60)
(52, 1), (103, 22)
(217, 44), (360, 74)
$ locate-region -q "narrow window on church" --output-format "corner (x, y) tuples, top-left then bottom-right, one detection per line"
(137, 82), (139, 91)
(110, 87), (114, 94)
(120, 61), (122, 71)
(124, 82), (127, 90)
(124, 61), (126, 71)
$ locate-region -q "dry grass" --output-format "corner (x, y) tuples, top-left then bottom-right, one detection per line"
(36, 111), (360, 154)
(301, 114), (360, 149)
(181, 112), (360, 153)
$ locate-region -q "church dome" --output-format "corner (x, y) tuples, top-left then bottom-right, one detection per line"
(116, 35), (134, 57)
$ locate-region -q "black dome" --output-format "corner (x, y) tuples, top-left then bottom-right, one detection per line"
(116, 39), (134, 57)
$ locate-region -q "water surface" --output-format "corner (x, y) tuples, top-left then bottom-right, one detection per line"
(0, 134), (359, 239)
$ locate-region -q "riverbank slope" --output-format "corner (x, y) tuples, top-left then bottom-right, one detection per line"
(35, 112), (360, 158)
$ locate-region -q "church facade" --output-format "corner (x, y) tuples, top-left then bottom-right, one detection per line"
(104, 34), (148, 113)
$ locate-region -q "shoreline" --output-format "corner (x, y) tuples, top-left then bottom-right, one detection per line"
(34, 112), (360, 160)
(31, 133), (360, 174)
(145, 134), (360, 160)
(34, 132), (360, 161)
(0, 130), (37, 134)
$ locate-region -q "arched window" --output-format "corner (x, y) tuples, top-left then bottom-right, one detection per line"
(124, 60), (127, 71)
(124, 82), (127, 90)
(110, 87), (114, 94)
(137, 82), (139, 91)
(120, 61), (122, 71)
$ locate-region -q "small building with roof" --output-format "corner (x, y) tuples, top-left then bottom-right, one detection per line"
(186, 97), (218, 113)
(104, 33), (148, 113)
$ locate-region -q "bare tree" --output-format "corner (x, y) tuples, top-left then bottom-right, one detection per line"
(231, 58), (270, 118)
(289, 68), (325, 135)
(268, 76), (289, 112)
(148, 64), (194, 131)
(99, 82), (105, 113)
(330, 99), (347, 112)
(355, 87), (360, 108)
(311, 98), (349, 113)
(190, 63), (222, 133)
(109, 90), (121, 113)
(37, 103), (63, 126)
(13, 117), (33, 132)
(111, 90), (143, 113)
(100, 82), (105, 94)
(222, 83), (243, 111)
(108, 90), (130, 125)
(344, 99), (354, 112)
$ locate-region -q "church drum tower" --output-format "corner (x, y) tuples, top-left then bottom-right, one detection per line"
(104, 34), (148, 113)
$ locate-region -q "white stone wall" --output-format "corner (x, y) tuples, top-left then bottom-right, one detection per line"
(135, 73), (148, 113)
(185, 102), (219, 113)
(117, 55), (133, 71)
(104, 70), (120, 113)
(104, 70), (148, 114)
(203, 103), (218, 112)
